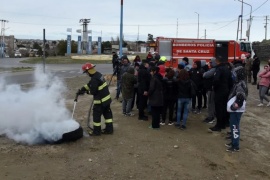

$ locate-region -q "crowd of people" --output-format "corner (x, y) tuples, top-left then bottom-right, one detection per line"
(111, 51), (270, 152)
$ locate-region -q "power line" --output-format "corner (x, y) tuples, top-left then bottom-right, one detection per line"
(9, 20), (238, 27)
(211, 0), (269, 31)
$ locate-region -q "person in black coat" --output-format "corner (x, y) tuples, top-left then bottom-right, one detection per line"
(137, 61), (151, 120)
(189, 61), (204, 113)
(209, 56), (233, 132)
(161, 68), (177, 125)
(112, 52), (118, 69)
(251, 55), (260, 85)
(148, 66), (163, 129)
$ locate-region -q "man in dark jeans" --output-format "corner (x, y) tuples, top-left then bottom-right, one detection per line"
(251, 55), (260, 85)
(209, 56), (233, 132)
(137, 61), (151, 120)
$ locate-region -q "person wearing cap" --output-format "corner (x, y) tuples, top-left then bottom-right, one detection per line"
(77, 63), (113, 136)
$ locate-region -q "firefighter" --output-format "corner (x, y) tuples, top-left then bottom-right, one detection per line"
(157, 56), (167, 66)
(77, 63), (113, 136)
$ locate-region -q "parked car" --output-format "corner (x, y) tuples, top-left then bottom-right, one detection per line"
(14, 52), (22, 58)
(5, 54), (9, 58)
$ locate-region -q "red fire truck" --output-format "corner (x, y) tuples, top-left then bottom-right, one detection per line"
(155, 37), (253, 67)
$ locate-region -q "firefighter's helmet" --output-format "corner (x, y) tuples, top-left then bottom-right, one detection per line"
(82, 63), (96, 73)
(160, 56), (167, 62)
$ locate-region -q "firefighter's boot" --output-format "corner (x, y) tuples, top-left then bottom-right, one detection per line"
(102, 123), (114, 135)
(89, 126), (101, 136)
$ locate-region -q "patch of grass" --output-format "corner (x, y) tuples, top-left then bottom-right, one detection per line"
(12, 67), (34, 72)
(0, 67), (34, 72)
(20, 56), (111, 64)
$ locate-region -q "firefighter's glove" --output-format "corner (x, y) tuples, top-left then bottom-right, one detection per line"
(76, 88), (86, 95)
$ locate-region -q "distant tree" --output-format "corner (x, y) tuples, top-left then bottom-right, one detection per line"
(32, 42), (43, 56)
(261, 39), (270, 45)
(112, 36), (128, 48)
(137, 40), (146, 44)
(45, 44), (50, 51)
(102, 41), (112, 53)
(52, 41), (57, 45)
(33, 42), (41, 50)
(111, 37), (116, 45)
(56, 40), (77, 56)
(17, 44), (26, 48)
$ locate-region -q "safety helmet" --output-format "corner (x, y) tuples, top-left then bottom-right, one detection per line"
(160, 56), (167, 62)
(82, 63), (96, 73)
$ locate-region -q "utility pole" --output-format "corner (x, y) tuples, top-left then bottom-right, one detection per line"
(264, 16), (269, 40)
(204, 29), (206, 39)
(195, 12), (199, 39)
(137, 25), (139, 52)
(235, 0), (252, 40)
(0, 19), (8, 58)
(43, 29), (46, 73)
(240, 0), (243, 39)
(236, 15), (242, 40)
(176, 18), (178, 38)
(119, 0), (124, 57)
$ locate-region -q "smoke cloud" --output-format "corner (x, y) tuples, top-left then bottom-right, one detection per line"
(0, 67), (80, 145)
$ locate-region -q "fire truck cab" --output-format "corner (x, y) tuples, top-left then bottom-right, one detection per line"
(156, 37), (253, 67)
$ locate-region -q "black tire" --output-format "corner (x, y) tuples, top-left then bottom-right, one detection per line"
(55, 126), (83, 144)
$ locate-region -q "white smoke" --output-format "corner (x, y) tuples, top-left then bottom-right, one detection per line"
(0, 67), (80, 145)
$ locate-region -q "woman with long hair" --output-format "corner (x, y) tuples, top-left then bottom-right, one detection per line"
(257, 65), (270, 107)
(176, 69), (193, 129)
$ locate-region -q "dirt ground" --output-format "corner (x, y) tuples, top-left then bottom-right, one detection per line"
(0, 75), (270, 180)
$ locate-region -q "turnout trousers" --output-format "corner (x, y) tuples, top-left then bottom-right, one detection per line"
(93, 104), (113, 135)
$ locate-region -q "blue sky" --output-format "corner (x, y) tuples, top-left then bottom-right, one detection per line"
(1, 0), (269, 42)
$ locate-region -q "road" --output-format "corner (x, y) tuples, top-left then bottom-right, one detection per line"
(0, 58), (113, 85)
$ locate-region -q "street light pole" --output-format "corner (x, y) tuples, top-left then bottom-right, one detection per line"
(240, 1), (243, 39)
(119, 0), (123, 57)
(195, 12), (199, 39)
(235, 0), (252, 40)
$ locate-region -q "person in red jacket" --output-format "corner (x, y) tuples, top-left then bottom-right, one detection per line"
(257, 65), (270, 107)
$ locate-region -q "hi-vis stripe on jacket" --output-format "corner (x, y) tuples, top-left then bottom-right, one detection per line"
(84, 72), (112, 106)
